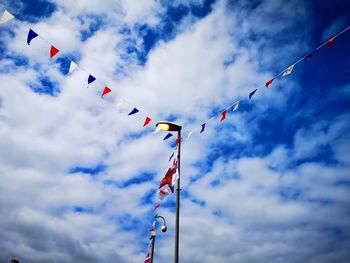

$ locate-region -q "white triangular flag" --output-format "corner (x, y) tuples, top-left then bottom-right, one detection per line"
(116, 98), (125, 108)
(283, 64), (294, 76)
(233, 100), (240, 111)
(187, 131), (194, 140)
(0, 10), (15, 24)
(68, 61), (78, 74)
(154, 126), (161, 133)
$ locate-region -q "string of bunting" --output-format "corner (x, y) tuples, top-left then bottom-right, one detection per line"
(1, 9), (154, 129)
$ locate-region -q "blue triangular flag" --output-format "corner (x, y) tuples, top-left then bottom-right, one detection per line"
(249, 89), (257, 99)
(304, 50), (315, 62)
(168, 152), (174, 162)
(27, 29), (38, 45)
(200, 123), (206, 134)
(128, 108), (139, 115)
(163, 133), (173, 141)
(88, 75), (96, 85)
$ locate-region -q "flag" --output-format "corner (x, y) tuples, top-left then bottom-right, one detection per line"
(187, 131), (194, 140)
(220, 109), (227, 122)
(304, 50), (315, 62)
(154, 126), (161, 133)
(265, 78), (274, 88)
(88, 74), (96, 85)
(101, 86), (111, 98)
(233, 100), (240, 111)
(249, 89), (257, 99)
(327, 36), (337, 48)
(128, 108), (139, 115)
(50, 45), (59, 59)
(200, 123), (206, 133)
(143, 117), (152, 127)
(176, 137), (182, 144)
(0, 10), (14, 24)
(144, 238), (153, 263)
(163, 133), (173, 141)
(154, 204), (160, 210)
(27, 29), (38, 45)
(116, 98), (124, 107)
(157, 160), (178, 200)
(283, 64), (294, 76)
(168, 152), (174, 162)
(68, 61), (78, 74)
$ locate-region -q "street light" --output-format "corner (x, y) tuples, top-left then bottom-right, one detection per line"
(150, 215), (167, 263)
(156, 121), (182, 263)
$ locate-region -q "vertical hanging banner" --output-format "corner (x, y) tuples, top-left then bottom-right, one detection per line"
(68, 61), (78, 74)
(0, 10), (14, 24)
(50, 45), (59, 59)
(27, 29), (38, 45)
(101, 86), (112, 98)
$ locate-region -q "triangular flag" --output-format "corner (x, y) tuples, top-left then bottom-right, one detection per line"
(304, 50), (315, 62)
(283, 64), (294, 76)
(233, 100), (240, 111)
(249, 89), (258, 99)
(88, 74), (96, 85)
(176, 138), (182, 144)
(163, 133), (173, 141)
(187, 131), (194, 140)
(220, 109), (227, 122)
(68, 61), (78, 74)
(128, 108), (139, 115)
(154, 204), (160, 210)
(265, 78), (274, 88)
(143, 117), (152, 127)
(27, 29), (38, 45)
(327, 36), (336, 48)
(50, 45), (59, 59)
(168, 152), (174, 162)
(116, 98), (125, 108)
(154, 126), (161, 133)
(0, 10), (14, 24)
(200, 123), (206, 133)
(101, 86), (112, 98)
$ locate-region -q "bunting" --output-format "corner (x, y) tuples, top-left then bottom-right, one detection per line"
(0, 10), (14, 24)
(101, 86), (112, 98)
(327, 36), (337, 48)
(249, 89), (258, 99)
(50, 45), (59, 59)
(68, 61), (78, 74)
(265, 78), (275, 88)
(87, 74), (96, 85)
(304, 50), (315, 62)
(163, 133), (173, 141)
(220, 109), (227, 122)
(143, 117), (152, 127)
(282, 64), (294, 76)
(233, 100), (240, 111)
(200, 123), (206, 133)
(27, 29), (38, 45)
(154, 204), (160, 210)
(187, 131), (194, 140)
(128, 108), (139, 115)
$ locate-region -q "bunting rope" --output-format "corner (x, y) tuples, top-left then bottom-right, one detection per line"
(1, 9), (154, 129)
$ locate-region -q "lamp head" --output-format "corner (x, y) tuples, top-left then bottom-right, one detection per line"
(156, 121), (182, 132)
(161, 225), (167, 232)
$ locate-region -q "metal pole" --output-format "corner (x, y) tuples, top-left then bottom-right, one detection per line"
(174, 130), (181, 263)
(150, 234), (156, 263)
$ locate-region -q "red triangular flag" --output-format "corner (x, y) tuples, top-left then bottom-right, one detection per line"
(101, 86), (112, 98)
(265, 78), (274, 88)
(176, 137), (182, 144)
(154, 204), (160, 210)
(143, 117), (152, 127)
(327, 36), (336, 48)
(50, 45), (59, 59)
(220, 109), (227, 122)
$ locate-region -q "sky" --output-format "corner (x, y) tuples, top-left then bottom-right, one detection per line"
(0, 0), (350, 262)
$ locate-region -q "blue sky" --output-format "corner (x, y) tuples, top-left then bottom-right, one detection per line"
(0, 0), (350, 262)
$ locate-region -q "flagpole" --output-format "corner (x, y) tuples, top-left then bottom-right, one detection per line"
(175, 130), (181, 263)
